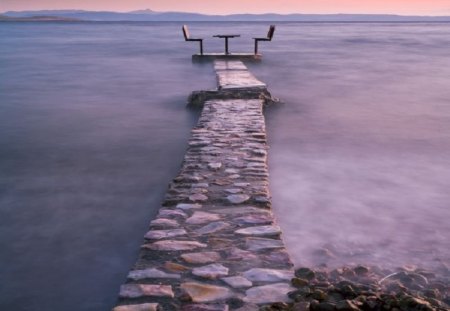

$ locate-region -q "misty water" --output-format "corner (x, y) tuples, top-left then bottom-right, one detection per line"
(0, 22), (449, 310)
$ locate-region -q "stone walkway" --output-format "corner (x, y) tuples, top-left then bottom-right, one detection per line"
(113, 60), (294, 311)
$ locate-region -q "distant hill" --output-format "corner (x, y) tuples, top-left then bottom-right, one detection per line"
(2, 9), (450, 22)
(0, 14), (80, 22)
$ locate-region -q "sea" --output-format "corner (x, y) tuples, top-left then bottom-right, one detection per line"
(0, 21), (449, 311)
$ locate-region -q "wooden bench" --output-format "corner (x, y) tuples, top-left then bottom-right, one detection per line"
(253, 25), (275, 54)
(182, 25), (203, 55)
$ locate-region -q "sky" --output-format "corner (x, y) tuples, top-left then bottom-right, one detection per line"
(1, 0), (450, 15)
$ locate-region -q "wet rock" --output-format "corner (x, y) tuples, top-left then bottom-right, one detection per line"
(222, 276), (253, 288)
(113, 303), (160, 311)
(354, 266), (370, 276)
(311, 302), (336, 311)
(243, 268), (294, 282)
(158, 209), (187, 218)
(143, 240), (207, 251)
(292, 301), (310, 311)
(181, 282), (233, 303)
(164, 261), (190, 272)
(128, 268), (180, 280)
(192, 263), (229, 279)
(181, 251), (221, 264)
(244, 283), (294, 304)
(144, 228), (187, 240)
(208, 162), (222, 170)
(119, 284), (174, 298)
(398, 296), (433, 311)
(235, 225), (281, 236)
(336, 300), (360, 311)
(234, 214), (272, 225)
(295, 268), (316, 280)
(226, 247), (259, 261)
(292, 278), (310, 287)
(225, 188), (242, 194)
(186, 211), (221, 224)
(227, 194), (250, 204)
(196, 221), (231, 235)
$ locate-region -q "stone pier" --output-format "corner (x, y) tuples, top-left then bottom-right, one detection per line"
(113, 60), (294, 311)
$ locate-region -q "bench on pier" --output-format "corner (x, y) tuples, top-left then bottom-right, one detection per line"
(182, 25), (204, 55)
(253, 25), (275, 54)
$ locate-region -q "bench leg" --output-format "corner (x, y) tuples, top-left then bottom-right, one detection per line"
(254, 40), (258, 55)
(199, 41), (203, 55)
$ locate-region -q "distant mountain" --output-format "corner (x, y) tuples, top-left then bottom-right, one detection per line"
(0, 14), (80, 22)
(2, 9), (450, 22)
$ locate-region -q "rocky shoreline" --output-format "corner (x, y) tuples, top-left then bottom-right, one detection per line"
(263, 265), (449, 311)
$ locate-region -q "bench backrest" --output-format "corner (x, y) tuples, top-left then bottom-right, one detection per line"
(182, 25), (190, 40)
(267, 25), (276, 40)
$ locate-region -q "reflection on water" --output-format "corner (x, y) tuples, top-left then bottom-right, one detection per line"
(0, 22), (449, 310)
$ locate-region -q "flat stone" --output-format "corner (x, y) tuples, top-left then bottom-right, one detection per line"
(208, 162), (222, 170)
(144, 228), (187, 240)
(181, 282), (233, 303)
(234, 182), (250, 187)
(128, 268), (180, 280)
(209, 238), (234, 250)
(182, 304), (229, 311)
(234, 214), (272, 225)
(235, 225), (281, 236)
(181, 251), (221, 264)
(244, 283), (294, 304)
(119, 284), (174, 298)
(186, 212), (221, 225)
(196, 221), (231, 235)
(221, 276), (252, 288)
(158, 209), (187, 218)
(246, 237), (284, 251)
(226, 247), (259, 261)
(143, 240), (207, 251)
(225, 168), (239, 174)
(227, 194), (250, 204)
(243, 268), (294, 282)
(225, 188), (242, 194)
(192, 183), (209, 188)
(150, 218), (179, 227)
(176, 203), (202, 210)
(193, 263), (229, 279)
(212, 206), (270, 215)
(189, 193), (208, 202)
(164, 261), (190, 272)
(113, 303), (159, 311)
(234, 304), (259, 311)
(228, 174), (241, 179)
(214, 60), (247, 71)
(263, 250), (293, 266)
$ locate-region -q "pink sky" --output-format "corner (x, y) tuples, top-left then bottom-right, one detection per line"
(1, 0), (450, 15)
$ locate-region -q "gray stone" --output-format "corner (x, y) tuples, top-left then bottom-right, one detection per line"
(176, 203), (202, 210)
(246, 237), (284, 251)
(208, 162), (222, 170)
(181, 251), (221, 264)
(196, 221), (231, 235)
(221, 276), (252, 288)
(225, 168), (239, 174)
(234, 182), (250, 187)
(225, 188), (242, 194)
(227, 194), (250, 204)
(186, 212), (221, 224)
(235, 225), (281, 236)
(181, 282), (233, 303)
(143, 240), (207, 251)
(113, 303), (159, 311)
(243, 268), (294, 282)
(128, 268), (180, 280)
(150, 218), (178, 227)
(189, 193), (208, 202)
(192, 263), (229, 279)
(192, 183), (209, 188)
(244, 283), (294, 304)
(212, 206), (269, 215)
(119, 284), (174, 298)
(144, 228), (187, 240)
(158, 209), (187, 218)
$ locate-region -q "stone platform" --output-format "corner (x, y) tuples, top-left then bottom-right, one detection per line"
(113, 61), (293, 311)
(192, 53), (262, 62)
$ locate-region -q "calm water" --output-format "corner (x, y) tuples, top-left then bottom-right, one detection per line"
(1, 22), (449, 310)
